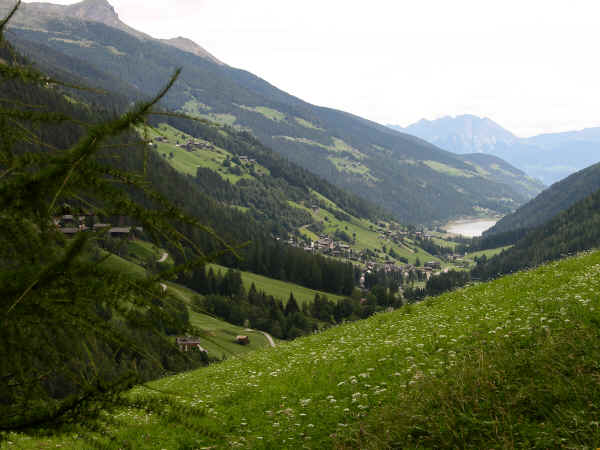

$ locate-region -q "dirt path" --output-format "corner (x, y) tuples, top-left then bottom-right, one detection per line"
(245, 328), (276, 348)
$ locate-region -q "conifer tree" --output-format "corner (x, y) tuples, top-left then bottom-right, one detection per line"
(0, 1), (232, 430)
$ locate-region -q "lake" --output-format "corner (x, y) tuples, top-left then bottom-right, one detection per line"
(445, 218), (498, 237)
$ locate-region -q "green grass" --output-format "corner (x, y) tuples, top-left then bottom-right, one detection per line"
(164, 283), (273, 357)
(126, 240), (174, 266)
(99, 251), (147, 279)
(238, 105), (286, 122)
(423, 160), (475, 177)
(300, 192), (443, 267)
(12, 251), (600, 448)
(466, 245), (513, 260)
(145, 123), (269, 183)
(208, 263), (345, 305)
(275, 136), (365, 160)
(98, 250), (273, 360)
(294, 117), (323, 130)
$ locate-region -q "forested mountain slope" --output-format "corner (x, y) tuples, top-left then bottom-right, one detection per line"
(486, 162), (600, 236)
(0, 0), (539, 224)
(473, 186), (600, 279)
(458, 152), (545, 199)
(0, 41), (361, 298)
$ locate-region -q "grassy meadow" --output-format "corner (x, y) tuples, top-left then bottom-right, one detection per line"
(207, 263), (345, 305)
(98, 247), (274, 359)
(6, 250), (600, 448)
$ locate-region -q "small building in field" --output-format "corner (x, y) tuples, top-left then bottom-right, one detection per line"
(236, 335), (250, 345)
(176, 337), (207, 353)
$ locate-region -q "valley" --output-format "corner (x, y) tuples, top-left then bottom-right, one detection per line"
(8, 251), (600, 448)
(2, 1), (600, 448)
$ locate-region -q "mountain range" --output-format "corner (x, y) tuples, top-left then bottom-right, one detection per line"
(0, 0), (543, 225)
(390, 115), (600, 185)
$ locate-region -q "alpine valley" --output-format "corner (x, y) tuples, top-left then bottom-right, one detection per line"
(0, 0), (544, 225)
(4, 1), (600, 449)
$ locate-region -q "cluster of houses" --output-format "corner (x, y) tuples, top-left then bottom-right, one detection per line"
(55, 215), (142, 240)
(237, 155), (257, 165)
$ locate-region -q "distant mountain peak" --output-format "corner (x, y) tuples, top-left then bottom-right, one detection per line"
(2, 0), (224, 64)
(64, 0), (121, 28)
(389, 114), (517, 156)
(160, 36), (223, 65)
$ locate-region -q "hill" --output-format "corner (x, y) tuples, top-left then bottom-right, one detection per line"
(394, 115), (600, 185)
(0, 0), (539, 224)
(473, 185), (600, 279)
(458, 152), (545, 199)
(486, 161), (600, 236)
(9, 250), (600, 448)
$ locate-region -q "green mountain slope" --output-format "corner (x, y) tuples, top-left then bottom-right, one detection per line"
(10, 250), (600, 448)
(459, 152), (545, 199)
(0, 0), (538, 224)
(486, 161), (600, 236)
(473, 185), (600, 279)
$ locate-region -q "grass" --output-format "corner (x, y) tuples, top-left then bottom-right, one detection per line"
(99, 251), (147, 279)
(145, 123), (269, 183)
(275, 136), (365, 160)
(466, 245), (513, 260)
(99, 249), (273, 360)
(423, 160), (475, 178)
(10, 250), (600, 448)
(126, 240), (174, 266)
(238, 105), (286, 122)
(294, 117), (323, 130)
(208, 263), (345, 305)
(165, 283), (273, 357)
(146, 123), (439, 268)
(297, 192), (444, 267)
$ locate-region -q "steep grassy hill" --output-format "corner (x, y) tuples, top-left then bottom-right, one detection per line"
(0, 0), (541, 224)
(7, 251), (600, 448)
(486, 161), (600, 236)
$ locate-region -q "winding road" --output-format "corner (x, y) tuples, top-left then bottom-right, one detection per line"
(245, 328), (276, 348)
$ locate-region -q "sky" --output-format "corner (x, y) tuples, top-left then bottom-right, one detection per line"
(24, 0), (600, 137)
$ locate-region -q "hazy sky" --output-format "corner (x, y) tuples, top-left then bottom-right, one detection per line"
(24, 0), (600, 136)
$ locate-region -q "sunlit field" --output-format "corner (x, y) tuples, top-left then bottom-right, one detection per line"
(5, 251), (600, 448)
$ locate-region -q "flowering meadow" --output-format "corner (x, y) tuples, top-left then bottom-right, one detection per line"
(4, 251), (600, 448)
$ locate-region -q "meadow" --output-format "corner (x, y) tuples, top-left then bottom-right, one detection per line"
(207, 263), (345, 305)
(5, 250), (600, 448)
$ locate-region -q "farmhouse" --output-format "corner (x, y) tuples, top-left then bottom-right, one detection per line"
(175, 337), (207, 353)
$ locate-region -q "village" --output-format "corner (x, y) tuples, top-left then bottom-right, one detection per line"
(55, 214), (143, 240)
(274, 219), (464, 290)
